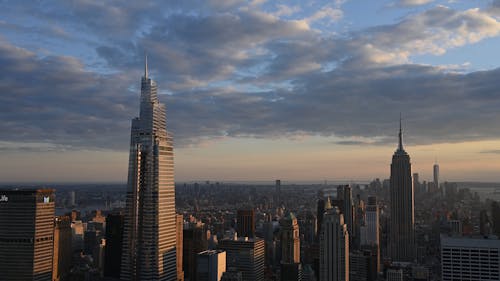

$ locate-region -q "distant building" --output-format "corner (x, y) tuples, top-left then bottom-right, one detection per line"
(104, 212), (124, 278)
(386, 268), (403, 281)
(319, 206), (349, 281)
(362, 196), (380, 273)
(0, 189), (55, 281)
(197, 250), (226, 281)
(177, 214), (185, 281)
(275, 180), (281, 206)
(218, 237), (265, 281)
(280, 212), (302, 281)
(317, 198), (326, 242)
(389, 119), (415, 262)
(237, 209), (255, 238)
(441, 235), (500, 281)
(53, 216), (72, 281)
(184, 222), (209, 281)
(433, 162), (439, 193)
(337, 185), (354, 246)
(220, 268), (243, 281)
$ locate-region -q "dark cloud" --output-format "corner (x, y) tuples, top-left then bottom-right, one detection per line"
(1, 1), (500, 152)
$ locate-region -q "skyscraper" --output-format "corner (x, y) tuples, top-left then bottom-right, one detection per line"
(0, 189), (55, 281)
(121, 57), (177, 281)
(196, 250), (227, 281)
(275, 179), (281, 207)
(218, 237), (265, 281)
(53, 216), (72, 281)
(362, 196), (380, 273)
(433, 162), (440, 195)
(105, 212), (124, 278)
(389, 118), (415, 262)
(280, 212), (302, 281)
(319, 206), (349, 281)
(237, 209), (255, 238)
(337, 185), (354, 247)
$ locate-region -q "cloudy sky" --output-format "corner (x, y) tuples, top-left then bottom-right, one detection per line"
(2, 0), (500, 183)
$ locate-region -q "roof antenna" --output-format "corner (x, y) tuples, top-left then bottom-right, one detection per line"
(144, 53), (148, 79)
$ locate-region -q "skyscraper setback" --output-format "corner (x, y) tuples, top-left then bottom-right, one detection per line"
(121, 58), (178, 281)
(389, 119), (415, 262)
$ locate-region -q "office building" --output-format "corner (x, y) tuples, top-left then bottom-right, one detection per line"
(104, 212), (124, 278)
(218, 237), (265, 281)
(184, 222), (209, 281)
(319, 206), (349, 281)
(275, 179), (281, 206)
(386, 268), (403, 281)
(0, 189), (55, 281)
(280, 212), (302, 281)
(441, 235), (500, 281)
(237, 209), (255, 238)
(177, 214), (185, 281)
(389, 119), (415, 262)
(121, 57), (177, 281)
(220, 268), (243, 281)
(433, 162), (439, 193)
(337, 185), (354, 243)
(197, 250), (227, 281)
(53, 216), (72, 281)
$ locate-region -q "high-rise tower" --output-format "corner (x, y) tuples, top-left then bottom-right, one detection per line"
(0, 189), (55, 281)
(320, 206), (349, 281)
(433, 161), (440, 195)
(389, 118), (415, 262)
(121, 57), (177, 281)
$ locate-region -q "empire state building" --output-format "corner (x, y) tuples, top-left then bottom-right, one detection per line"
(121, 57), (177, 281)
(389, 119), (415, 262)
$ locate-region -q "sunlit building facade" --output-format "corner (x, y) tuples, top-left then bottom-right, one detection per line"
(121, 58), (177, 281)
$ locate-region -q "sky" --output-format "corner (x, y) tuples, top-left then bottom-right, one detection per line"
(2, 0), (500, 183)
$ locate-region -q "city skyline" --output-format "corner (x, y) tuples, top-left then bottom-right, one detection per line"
(2, 1), (500, 182)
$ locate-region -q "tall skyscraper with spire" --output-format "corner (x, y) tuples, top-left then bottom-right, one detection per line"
(389, 117), (415, 262)
(121, 57), (177, 281)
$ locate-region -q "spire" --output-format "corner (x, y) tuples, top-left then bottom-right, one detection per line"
(398, 113), (404, 151)
(144, 53), (148, 79)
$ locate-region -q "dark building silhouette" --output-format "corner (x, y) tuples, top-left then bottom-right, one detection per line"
(237, 209), (255, 238)
(389, 118), (415, 262)
(492, 201), (500, 237)
(316, 198), (325, 242)
(104, 213), (124, 278)
(183, 222), (209, 281)
(0, 189), (55, 281)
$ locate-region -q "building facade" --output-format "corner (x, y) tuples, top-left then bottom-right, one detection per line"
(218, 237), (265, 281)
(389, 120), (415, 262)
(0, 189), (55, 281)
(319, 207), (349, 281)
(196, 250), (227, 281)
(441, 235), (500, 281)
(120, 58), (177, 281)
(53, 216), (72, 281)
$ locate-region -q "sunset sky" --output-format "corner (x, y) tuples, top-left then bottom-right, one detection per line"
(2, 0), (500, 183)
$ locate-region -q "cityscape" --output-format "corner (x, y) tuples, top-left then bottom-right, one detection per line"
(2, 1), (500, 281)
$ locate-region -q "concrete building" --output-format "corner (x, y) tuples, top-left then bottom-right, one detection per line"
(0, 189), (55, 281)
(389, 119), (415, 262)
(441, 235), (500, 281)
(121, 57), (177, 281)
(319, 206), (349, 281)
(237, 209), (255, 238)
(177, 214), (185, 281)
(53, 216), (72, 281)
(196, 250), (226, 281)
(218, 237), (265, 281)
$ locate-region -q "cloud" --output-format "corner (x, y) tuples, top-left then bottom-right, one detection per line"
(2, 1), (500, 153)
(396, 0), (435, 7)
